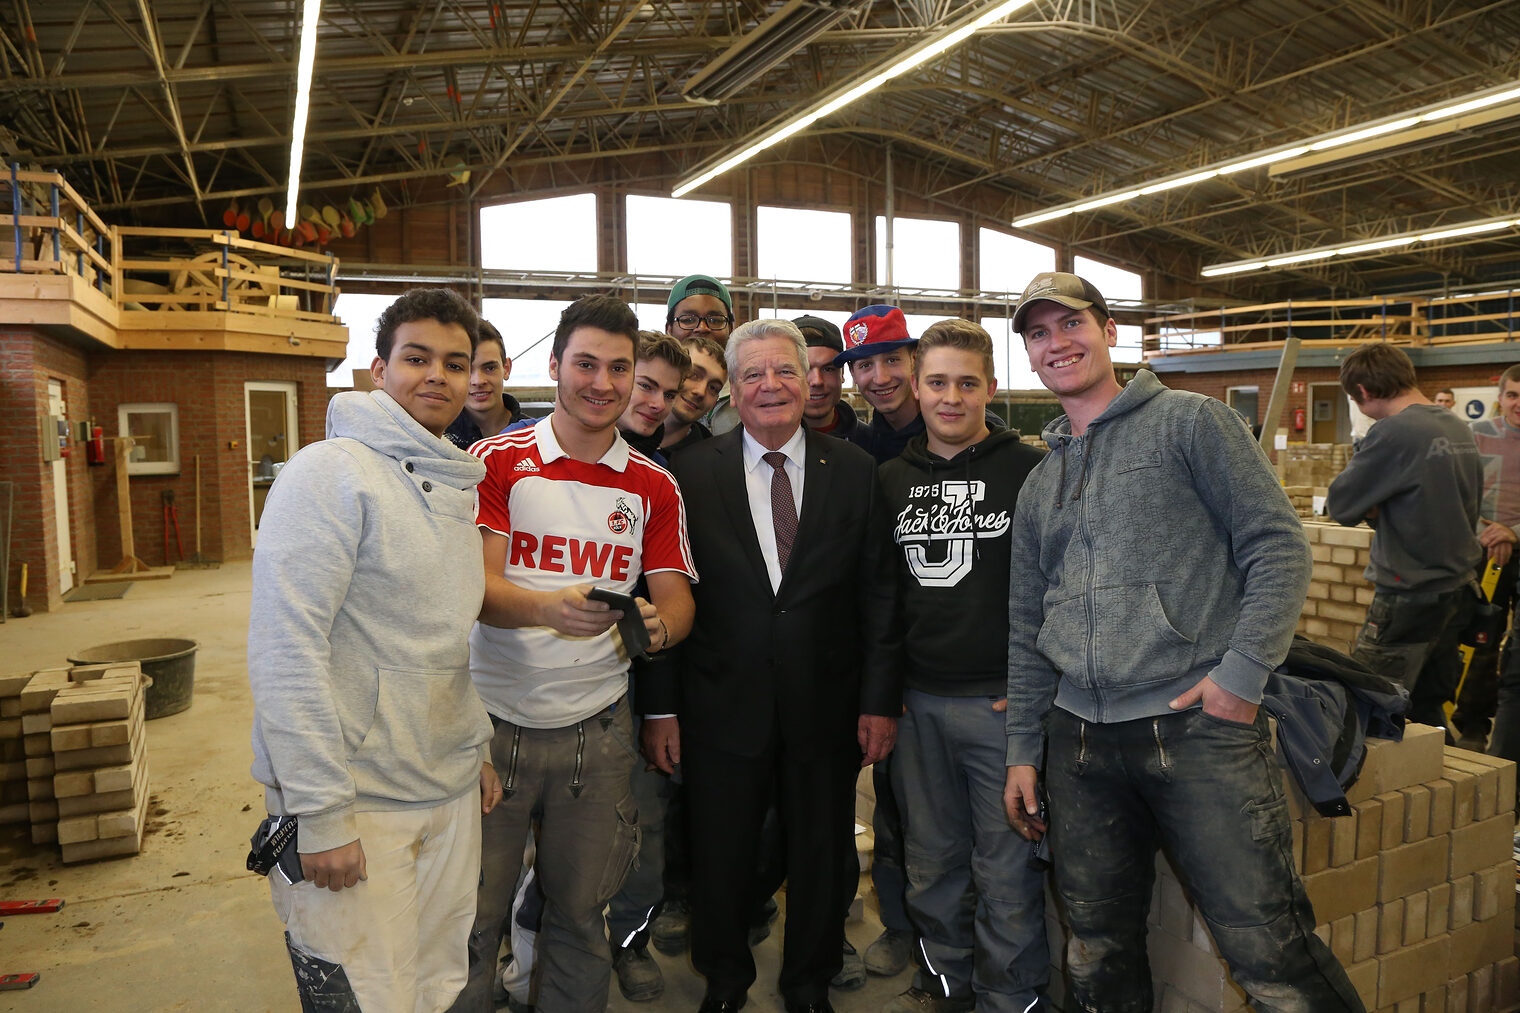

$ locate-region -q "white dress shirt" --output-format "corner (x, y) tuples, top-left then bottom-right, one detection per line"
(741, 425), (807, 593)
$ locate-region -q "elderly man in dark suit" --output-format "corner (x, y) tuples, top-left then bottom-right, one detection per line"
(640, 317), (902, 1013)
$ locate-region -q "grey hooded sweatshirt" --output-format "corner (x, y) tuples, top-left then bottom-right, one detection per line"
(249, 390), (493, 853)
(1005, 370), (1312, 768)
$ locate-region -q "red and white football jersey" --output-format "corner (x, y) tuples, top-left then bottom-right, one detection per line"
(468, 417), (695, 727)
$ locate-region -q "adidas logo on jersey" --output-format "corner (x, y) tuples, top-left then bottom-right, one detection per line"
(513, 459), (540, 473)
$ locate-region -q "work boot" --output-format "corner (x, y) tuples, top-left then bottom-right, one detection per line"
(830, 940), (867, 990)
(651, 897), (690, 955)
(864, 927), (913, 976)
(612, 943), (664, 1001)
(883, 986), (975, 1013)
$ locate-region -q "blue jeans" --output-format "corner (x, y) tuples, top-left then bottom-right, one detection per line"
(1044, 707), (1364, 1013)
(893, 690), (1048, 1011)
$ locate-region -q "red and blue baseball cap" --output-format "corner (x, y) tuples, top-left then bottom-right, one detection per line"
(833, 304), (916, 366)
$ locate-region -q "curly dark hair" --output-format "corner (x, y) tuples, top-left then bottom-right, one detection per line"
(375, 288), (481, 360)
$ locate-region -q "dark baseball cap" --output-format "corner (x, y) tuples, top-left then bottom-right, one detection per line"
(791, 314), (843, 353)
(1012, 272), (1112, 334)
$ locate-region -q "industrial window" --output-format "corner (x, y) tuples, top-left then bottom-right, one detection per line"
(329, 291), (392, 387)
(980, 317), (1045, 392)
(757, 206), (852, 285)
(627, 195), (732, 279)
(480, 194), (598, 272)
(481, 297), (573, 387)
(875, 216), (960, 291)
(632, 303), (670, 334)
(1074, 256), (1144, 358)
(979, 229), (1056, 295)
(1073, 255), (1143, 301)
(118, 403), (180, 475)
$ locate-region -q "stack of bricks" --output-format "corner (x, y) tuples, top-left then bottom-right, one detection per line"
(1043, 724), (1520, 1011)
(1298, 519), (1375, 655)
(1284, 485), (1330, 519)
(19, 668), (70, 844)
(0, 672), (31, 827)
(1283, 443), (1354, 487)
(51, 663), (150, 863)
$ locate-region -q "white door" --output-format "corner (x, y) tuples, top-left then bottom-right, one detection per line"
(244, 381), (300, 547)
(47, 380), (74, 593)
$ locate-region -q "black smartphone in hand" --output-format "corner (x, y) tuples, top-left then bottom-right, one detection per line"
(586, 587), (652, 660)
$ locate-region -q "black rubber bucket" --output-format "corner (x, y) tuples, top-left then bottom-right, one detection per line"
(67, 638), (198, 720)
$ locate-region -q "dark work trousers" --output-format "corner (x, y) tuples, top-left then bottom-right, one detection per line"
(871, 757), (916, 934)
(606, 718), (678, 951)
(450, 704), (641, 1013)
(1352, 587), (1476, 728)
(1454, 555), (1518, 741)
(892, 691), (1048, 1011)
(684, 735), (857, 1006)
(1044, 707), (1365, 1013)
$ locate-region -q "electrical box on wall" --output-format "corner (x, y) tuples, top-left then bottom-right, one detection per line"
(40, 415), (67, 462)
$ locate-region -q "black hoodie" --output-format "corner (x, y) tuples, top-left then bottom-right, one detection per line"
(878, 428), (1044, 695)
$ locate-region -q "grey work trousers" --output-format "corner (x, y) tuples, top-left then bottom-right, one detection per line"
(893, 690), (1048, 1011)
(448, 701), (641, 1013)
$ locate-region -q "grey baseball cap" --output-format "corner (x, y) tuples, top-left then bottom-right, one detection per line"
(1012, 272), (1112, 334)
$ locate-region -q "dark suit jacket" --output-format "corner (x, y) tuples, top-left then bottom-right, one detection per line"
(650, 426), (902, 759)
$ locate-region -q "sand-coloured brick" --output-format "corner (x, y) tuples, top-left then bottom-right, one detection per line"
(1448, 814), (1514, 878)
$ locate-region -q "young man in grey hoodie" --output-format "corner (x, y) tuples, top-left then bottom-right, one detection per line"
(1001, 273), (1365, 1011)
(248, 287), (503, 1013)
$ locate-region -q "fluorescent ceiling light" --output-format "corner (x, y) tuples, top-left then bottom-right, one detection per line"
(1417, 220), (1512, 242)
(1014, 79), (1520, 229)
(673, 0), (1032, 198)
(683, 1), (865, 103)
(284, 0), (322, 229)
(1200, 214), (1520, 278)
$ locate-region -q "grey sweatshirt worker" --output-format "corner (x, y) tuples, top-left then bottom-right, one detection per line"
(248, 390), (494, 854)
(1327, 404), (1482, 592)
(1005, 370), (1312, 768)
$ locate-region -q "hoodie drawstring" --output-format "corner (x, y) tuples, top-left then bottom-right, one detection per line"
(1070, 433), (1093, 502)
(1054, 430), (1096, 509)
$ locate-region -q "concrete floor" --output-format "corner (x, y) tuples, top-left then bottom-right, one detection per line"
(0, 563), (914, 1013)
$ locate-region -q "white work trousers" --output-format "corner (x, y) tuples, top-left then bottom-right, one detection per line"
(269, 790), (482, 1013)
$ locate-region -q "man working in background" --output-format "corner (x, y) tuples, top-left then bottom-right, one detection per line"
(1327, 343), (1482, 731)
(1456, 366), (1520, 755)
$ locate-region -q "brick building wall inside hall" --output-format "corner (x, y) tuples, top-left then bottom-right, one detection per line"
(0, 328), (96, 613)
(1157, 361), (1514, 460)
(87, 350), (328, 571)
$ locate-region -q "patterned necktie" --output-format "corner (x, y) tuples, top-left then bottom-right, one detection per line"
(763, 451), (797, 573)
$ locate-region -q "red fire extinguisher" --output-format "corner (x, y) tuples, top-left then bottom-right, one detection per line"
(1293, 407), (1306, 431)
(87, 425), (106, 466)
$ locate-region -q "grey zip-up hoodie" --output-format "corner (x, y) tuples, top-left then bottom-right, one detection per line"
(249, 390), (493, 853)
(1005, 371), (1311, 768)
